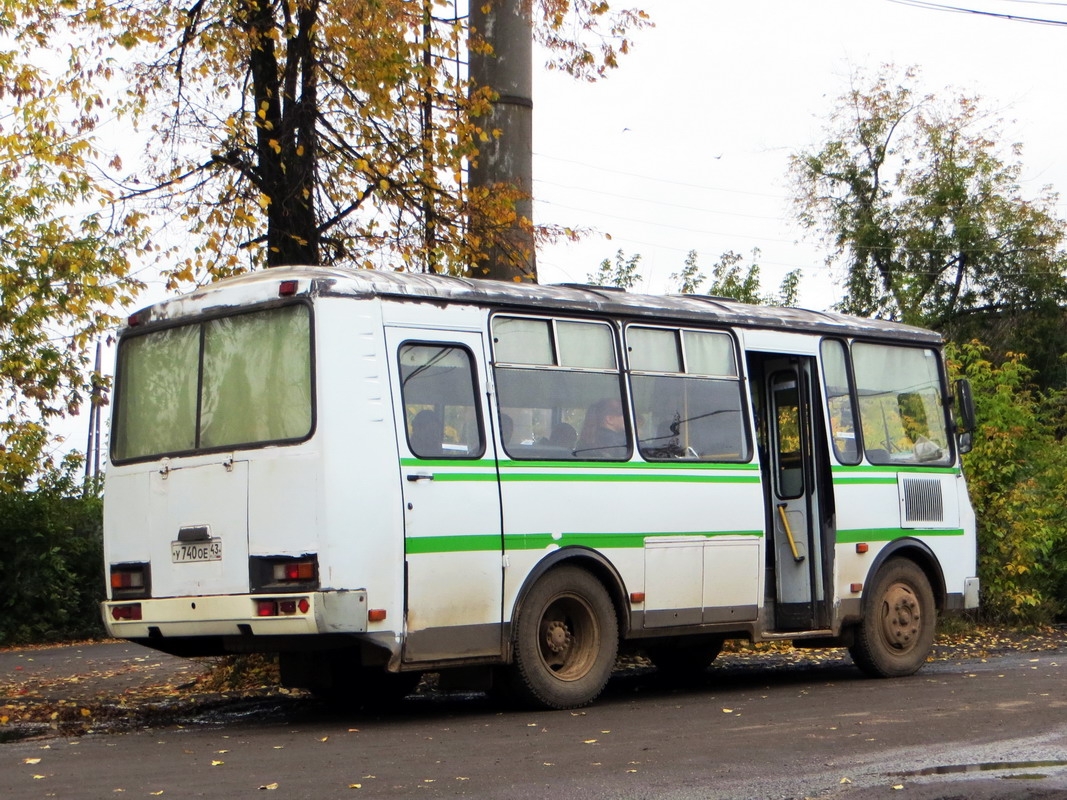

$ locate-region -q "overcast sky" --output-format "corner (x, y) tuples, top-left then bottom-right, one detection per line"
(531, 0), (1067, 309)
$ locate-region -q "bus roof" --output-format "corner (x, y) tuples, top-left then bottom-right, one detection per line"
(129, 266), (942, 345)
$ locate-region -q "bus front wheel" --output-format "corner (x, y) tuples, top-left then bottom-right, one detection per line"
(849, 558), (936, 678)
(507, 566), (618, 710)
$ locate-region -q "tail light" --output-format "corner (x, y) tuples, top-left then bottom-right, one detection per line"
(273, 560), (316, 582)
(249, 555), (319, 592)
(110, 563), (151, 599)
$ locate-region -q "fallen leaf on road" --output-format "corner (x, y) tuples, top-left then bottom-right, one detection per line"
(33, 775), (45, 780)
(24, 758), (41, 765)
(348, 784), (361, 789)
(259, 782), (279, 790)
(840, 777), (852, 784)
(211, 760), (224, 766)
(584, 739), (597, 744)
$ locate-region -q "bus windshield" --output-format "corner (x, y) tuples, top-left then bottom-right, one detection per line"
(112, 304), (313, 462)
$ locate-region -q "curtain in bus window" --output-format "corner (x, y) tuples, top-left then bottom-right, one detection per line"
(113, 325), (199, 460)
(399, 344), (484, 459)
(682, 330), (736, 376)
(851, 343), (949, 466)
(627, 327), (681, 372)
(492, 317), (554, 365)
(199, 306), (312, 449)
(820, 339), (860, 464)
(556, 320), (616, 369)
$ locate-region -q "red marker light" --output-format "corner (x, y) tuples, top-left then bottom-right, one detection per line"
(279, 280), (298, 297)
(111, 604), (143, 621)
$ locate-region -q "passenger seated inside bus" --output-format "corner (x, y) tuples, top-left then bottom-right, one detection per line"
(499, 413), (514, 448)
(409, 409), (443, 458)
(576, 397), (628, 458)
(547, 422), (577, 451)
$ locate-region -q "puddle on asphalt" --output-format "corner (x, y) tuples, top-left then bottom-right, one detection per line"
(896, 760), (1067, 778)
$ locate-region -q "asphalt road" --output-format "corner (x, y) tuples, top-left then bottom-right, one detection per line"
(3, 642), (1067, 799)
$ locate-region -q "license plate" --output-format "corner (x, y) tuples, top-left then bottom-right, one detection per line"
(171, 539), (223, 563)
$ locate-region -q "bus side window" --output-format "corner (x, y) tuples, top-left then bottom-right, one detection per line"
(819, 339), (861, 465)
(851, 343), (950, 466)
(398, 344), (485, 460)
(493, 316), (630, 461)
(627, 326), (748, 462)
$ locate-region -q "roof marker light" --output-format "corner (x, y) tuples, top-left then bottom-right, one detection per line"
(279, 280), (298, 297)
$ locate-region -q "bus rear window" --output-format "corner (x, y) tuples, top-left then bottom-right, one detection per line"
(112, 304), (313, 462)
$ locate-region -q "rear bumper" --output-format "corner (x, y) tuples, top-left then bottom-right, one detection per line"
(101, 590), (370, 640)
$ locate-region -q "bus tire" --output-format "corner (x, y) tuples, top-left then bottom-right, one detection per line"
(646, 638), (723, 680)
(507, 566), (619, 710)
(849, 558), (936, 678)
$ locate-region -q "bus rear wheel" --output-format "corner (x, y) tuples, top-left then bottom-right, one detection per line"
(507, 566), (618, 710)
(849, 558), (936, 678)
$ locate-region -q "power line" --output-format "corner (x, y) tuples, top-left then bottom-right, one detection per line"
(887, 0), (1067, 24)
(534, 198), (802, 244)
(533, 152), (788, 199)
(533, 178), (792, 222)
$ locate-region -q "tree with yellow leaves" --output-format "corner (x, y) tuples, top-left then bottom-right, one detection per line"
(0, 0), (648, 480)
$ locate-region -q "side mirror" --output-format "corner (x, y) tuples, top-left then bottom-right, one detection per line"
(954, 378), (976, 454)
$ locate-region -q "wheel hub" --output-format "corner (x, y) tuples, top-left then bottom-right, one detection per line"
(881, 582), (921, 651)
(544, 619), (573, 654)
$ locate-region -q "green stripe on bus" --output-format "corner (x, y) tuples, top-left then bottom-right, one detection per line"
(429, 473), (500, 482)
(401, 458), (497, 468)
(405, 535), (501, 554)
(831, 465), (960, 475)
(498, 473), (760, 484)
(833, 477), (898, 485)
(836, 527), (964, 543)
(406, 529), (764, 554)
(400, 457), (758, 471)
(499, 459), (760, 471)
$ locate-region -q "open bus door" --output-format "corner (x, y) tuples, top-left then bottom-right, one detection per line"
(750, 354), (834, 632)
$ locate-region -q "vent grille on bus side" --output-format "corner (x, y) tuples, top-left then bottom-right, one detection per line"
(902, 478), (944, 522)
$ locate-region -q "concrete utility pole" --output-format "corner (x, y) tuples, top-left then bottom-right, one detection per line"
(469, 0), (537, 282)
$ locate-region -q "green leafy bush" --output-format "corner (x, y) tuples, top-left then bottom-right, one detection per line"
(950, 342), (1067, 622)
(0, 455), (105, 645)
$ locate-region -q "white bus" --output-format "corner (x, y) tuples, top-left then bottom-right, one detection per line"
(102, 267), (978, 709)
